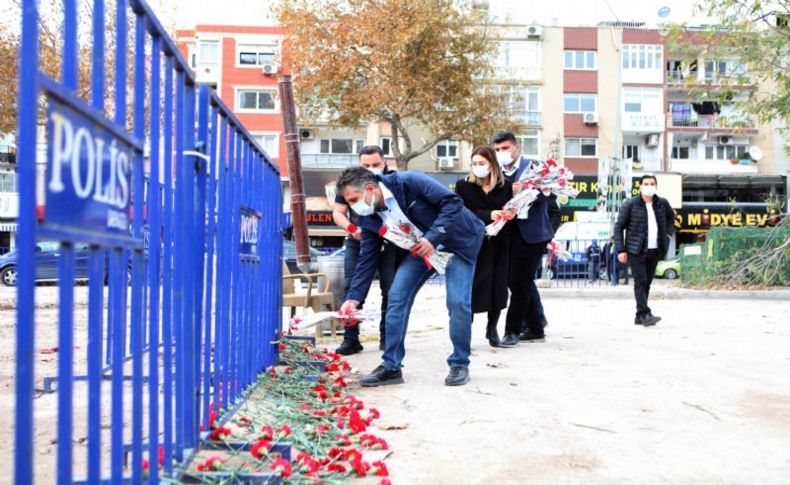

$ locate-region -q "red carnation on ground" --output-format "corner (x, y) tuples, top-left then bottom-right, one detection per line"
(379, 479), (392, 485)
(333, 376), (348, 388)
(337, 434), (352, 446)
(196, 456), (224, 472)
(270, 457), (292, 478)
(547, 159), (557, 167)
(328, 447), (344, 459)
(260, 424), (274, 441)
(315, 424), (332, 434)
(350, 458), (370, 477)
(209, 426), (232, 441)
(372, 460), (389, 476)
(278, 423), (292, 439)
(327, 463), (347, 473)
(278, 342), (286, 351)
(250, 439), (272, 460)
(237, 416), (252, 427)
(344, 448), (363, 463)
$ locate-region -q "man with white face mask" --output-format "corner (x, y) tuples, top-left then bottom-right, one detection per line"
(332, 145), (400, 355)
(614, 175), (676, 326)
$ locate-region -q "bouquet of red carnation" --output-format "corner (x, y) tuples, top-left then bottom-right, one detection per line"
(289, 309), (380, 332)
(378, 221), (453, 274)
(486, 159), (579, 237)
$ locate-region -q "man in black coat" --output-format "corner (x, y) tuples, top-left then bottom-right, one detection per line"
(613, 175), (676, 326)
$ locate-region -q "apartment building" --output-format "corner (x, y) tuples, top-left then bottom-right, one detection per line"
(177, 21), (788, 250)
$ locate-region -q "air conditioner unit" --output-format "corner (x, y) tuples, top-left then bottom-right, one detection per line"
(438, 157), (455, 169)
(719, 135), (732, 145)
(645, 133), (659, 147)
(261, 62), (279, 76)
(299, 128), (314, 140)
(526, 25), (543, 39)
(583, 112), (599, 125)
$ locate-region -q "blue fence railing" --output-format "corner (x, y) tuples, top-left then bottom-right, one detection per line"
(545, 239), (629, 287)
(14, 0), (282, 483)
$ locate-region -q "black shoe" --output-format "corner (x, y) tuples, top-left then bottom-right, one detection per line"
(485, 325), (501, 348)
(499, 334), (520, 347)
(519, 329), (545, 342)
(444, 366), (469, 386)
(642, 313), (661, 327)
(634, 316), (644, 325)
(335, 339), (363, 356)
(360, 365), (404, 387)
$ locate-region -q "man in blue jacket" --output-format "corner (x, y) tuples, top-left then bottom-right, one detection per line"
(336, 166), (485, 387)
(493, 132), (555, 347)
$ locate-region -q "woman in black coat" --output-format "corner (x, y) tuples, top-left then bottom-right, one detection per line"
(455, 146), (514, 347)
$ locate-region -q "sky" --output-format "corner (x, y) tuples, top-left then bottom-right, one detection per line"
(165, 0), (714, 29)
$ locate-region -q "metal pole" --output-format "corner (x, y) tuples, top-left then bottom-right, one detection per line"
(279, 75), (311, 273)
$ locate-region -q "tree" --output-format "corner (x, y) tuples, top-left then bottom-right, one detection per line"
(277, 0), (524, 170)
(667, 0), (790, 148)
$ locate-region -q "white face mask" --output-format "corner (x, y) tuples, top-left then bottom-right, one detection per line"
(351, 189), (376, 216)
(368, 167), (384, 175)
(496, 150), (513, 166)
(641, 185), (657, 197)
(472, 165), (491, 179)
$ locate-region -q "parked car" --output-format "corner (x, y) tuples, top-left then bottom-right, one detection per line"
(654, 259), (681, 279)
(1, 242), (93, 286)
(283, 240), (321, 274)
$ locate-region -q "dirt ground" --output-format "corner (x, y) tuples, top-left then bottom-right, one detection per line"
(1, 282), (789, 483)
(343, 283), (790, 484)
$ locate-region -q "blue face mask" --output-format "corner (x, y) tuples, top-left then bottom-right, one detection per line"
(351, 190), (376, 216)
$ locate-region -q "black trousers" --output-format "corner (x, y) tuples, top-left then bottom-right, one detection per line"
(628, 249), (661, 317)
(505, 238), (548, 336)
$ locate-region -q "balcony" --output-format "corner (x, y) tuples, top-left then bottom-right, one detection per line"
(512, 110), (541, 126)
(495, 66), (542, 82)
(667, 70), (754, 88)
(622, 112), (664, 133)
(301, 153), (358, 170)
(669, 158), (758, 175)
(629, 157), (663, 172)
(667, 113), (757, 131)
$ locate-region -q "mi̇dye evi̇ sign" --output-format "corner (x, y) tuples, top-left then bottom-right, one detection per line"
(44, 99), (135, 242)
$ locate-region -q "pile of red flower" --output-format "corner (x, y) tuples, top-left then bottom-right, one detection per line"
(179, 337), (393, 483)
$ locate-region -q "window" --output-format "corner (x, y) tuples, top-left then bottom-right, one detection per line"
(622, 44), (662, 70)
(381, 137), (392, 156)
(518, 131), (539, 157)
(198, 41), (219, 63)
(0, 172), (15, 192)
(704, 60), (746, 81)
(491, 85), (540, 124)
(254, 134), (279, 158)
(237, 89), (277, 111)
(238, 44), (277, 66)
(563, 93), (596, 113)
(623, 88), (661, 113)
(564, 138), (597, 157)
(436, 140), (459, 158)
(705, 144), (748, 160)
(623, 145), (640, 161)
(564, 50), (597, 70)
(671, 146), (690, 159)
(318, 139), (365, 154)
(497, 41), (541, 69)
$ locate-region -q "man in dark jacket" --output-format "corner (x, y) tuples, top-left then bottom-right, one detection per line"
(337, 166), (484, 387)
(613, 174), (676, 326)
(493, 132), (555, 346)
(331, 146), (400, 355)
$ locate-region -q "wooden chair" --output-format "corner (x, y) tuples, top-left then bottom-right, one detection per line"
(282, 263), (337, 339)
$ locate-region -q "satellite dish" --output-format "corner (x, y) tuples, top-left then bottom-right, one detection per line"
(748, 146), (764, 161)
(658, 6), (671, 18)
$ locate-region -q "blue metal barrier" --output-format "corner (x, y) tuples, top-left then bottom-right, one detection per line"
(14, 0), (283, 482)
(546, 238), (627, 287)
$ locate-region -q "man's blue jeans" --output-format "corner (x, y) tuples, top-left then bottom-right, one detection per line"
(382, 253), (475, 370)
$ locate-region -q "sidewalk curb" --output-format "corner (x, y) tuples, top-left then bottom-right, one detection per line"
(540, 287), (790, 301)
